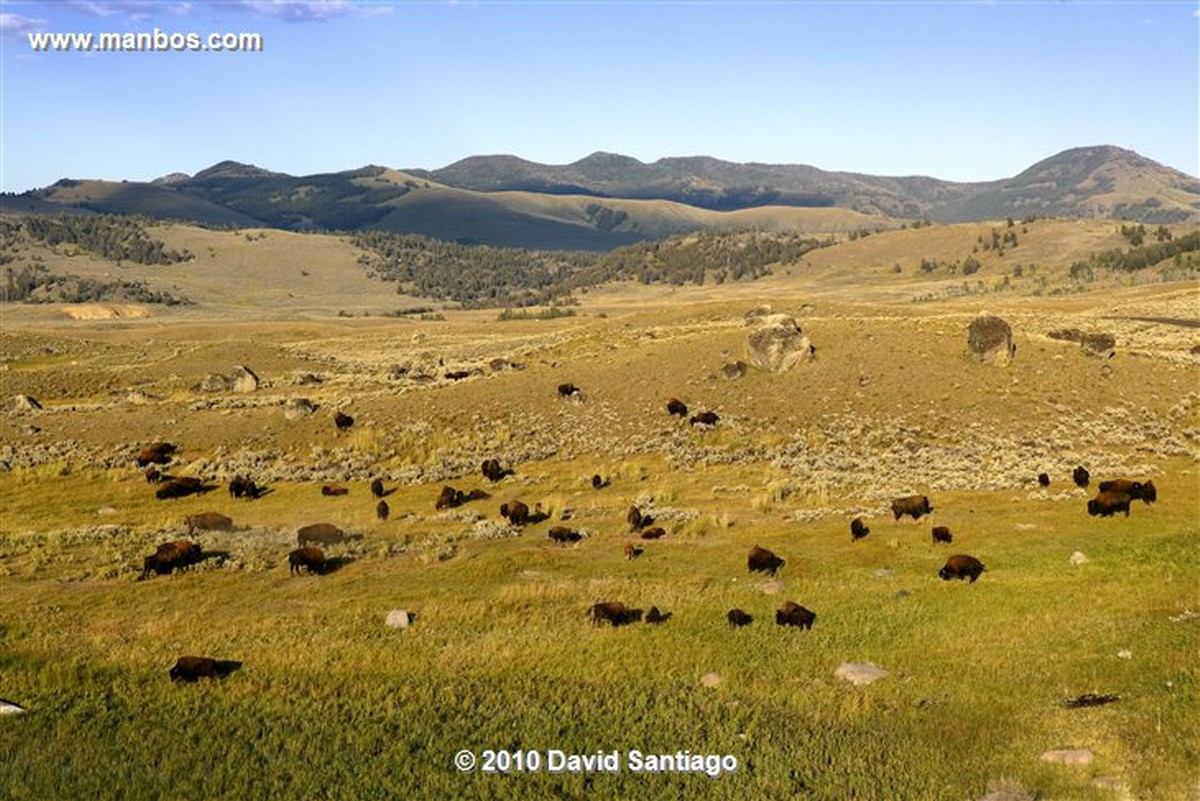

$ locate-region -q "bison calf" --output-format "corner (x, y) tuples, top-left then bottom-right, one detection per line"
(727, 609), (753, 628)
(289, 546), (326, 576)
(850, 517), (870, 540)
(169, 656), (242, 682)
(1073, 465), (1090, 488)
(623, 542), (643, 561)
(939, 554), (985, 582)
(931, 526), (953, 544)
(748, 545), (785, 576)
(775, 601), (816, 630)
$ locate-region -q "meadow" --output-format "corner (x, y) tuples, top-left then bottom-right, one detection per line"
(0, 221), (1197, 800)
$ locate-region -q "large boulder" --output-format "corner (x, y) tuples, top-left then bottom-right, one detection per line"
(967, 315), (1016, 366)
(12, 395), (42, 413)
(230, 365), (259, 393)
(1080, 332), (1116, 358)
(746, 313), (814, 373)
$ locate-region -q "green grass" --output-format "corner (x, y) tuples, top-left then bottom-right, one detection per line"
(1, 462), (1196, 800)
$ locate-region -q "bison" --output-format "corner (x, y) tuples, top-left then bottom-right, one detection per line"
(627, 505), (653, 531)
(321, 484), (349, 497)
(156, 477), (204, 500)
(1073, 465), (1090, 488)
(185, 512), (233, 534)
(481, 459), (513, 482)
(1037, 472), (1051, 488)
(690, 411), (720, 427)
(436, 485), (464, 510)
(640, 527), (666, 540)
(1098, 478), (1156, 504)
(727, 609), (753, 628)
(169, 656), (242, 683)
(289, 546), (326, 576)
(370, 478), (385, 498)
(334, 411), (354, 431)
(931, 526), (953, 544)
(589, 601), (642, 627)
(549, 526), (582, 543)
(775, 601), (816, 630)
(228, 475), (261, 500)
(591, 474), (608, 489)
(850, 517), (870, 540)
(891, 494), (933, 521)
(557, 383), (581, 399)
(666, 398), (688, 418)
(142, 540), (203, 579)
(376, 500), (390, 521)
(297, 523), (351, 547)
(623, 542), (643, 561)
(500, 500), (530, 526)
(748, 545), (785, 576)
(939, 554), (985, 582)
(136, 441), (176, 467)
(644, 606), (669, 624)
(1087, 491), (1132, 518)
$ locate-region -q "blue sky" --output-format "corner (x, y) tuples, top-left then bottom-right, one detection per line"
(1, 1), (1197, 192)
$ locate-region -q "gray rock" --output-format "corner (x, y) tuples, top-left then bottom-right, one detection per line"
(284, 398), (318, 420)
(760, 581), (783, 595)
(967, 315), (1016, 366)
(746, 313), (814, 372)
(12, 394), (41, 413)
(1041, 748), (1094, 765)
(722, 361), (748, 380)
(0, 698), (26, 715)
(834, 662), (889, 686)
(385, 609), (411, 629)
(1069, 551), (1089, 566)
(200, 373), (231, 392)
(230, 365), (259, 393)
(1081, 332), (1116, 358)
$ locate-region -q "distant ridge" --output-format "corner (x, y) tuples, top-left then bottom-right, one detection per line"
(3, 145), (1196, 250)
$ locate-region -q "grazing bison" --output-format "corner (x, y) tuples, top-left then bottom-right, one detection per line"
(589, 601), (642, 627)
(436, 485), (463, 510)
(289, 546), (326, 576)
(156, 477), (204, 500)
(1073, 465), (1090, 488)
(939, 554), (986, 582)
(321, 484), (349, 497)
(1087, 491), (1132, 518)
(500, 500), (530, 526)
(144, 468), (165, 483)
(690, 411), (720, 427)
(142, 540), (203, 578)
(370, 478), (385, 498)
(1037, 473), (1051, 488)
(640, 527), (666, 540)
(376, 500), (390, 521)
(228, 475), (261, 500)
(627, 505), (653, 531)
(748, 545), (785, 576)
(334, 411), (354, 431)
(169, 656), (242, 683)
(931, 526), (953, 544)
(891, 494), (933, 521)
(591, 474), (608, 489)
(666, 398), (688, 418)
(549, 526), (582, 543)
(727, 609), (753, 628)
(185, 512), (233, 534)
(136, 441), (177, 467)
(297, 523), (349, 547)
(775, 601), (816, 630)
(850, 517), (870, 540)
(645, 606), (669, 624)
(623, 542), (643, 561)
(1098, 479), (1156, 504)
(481, 459), (513, 482)
(557, 383), (581, 399)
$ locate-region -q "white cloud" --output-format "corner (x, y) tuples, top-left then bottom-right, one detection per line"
(236, 1), (357, 22)
(0, 12), (49, 39)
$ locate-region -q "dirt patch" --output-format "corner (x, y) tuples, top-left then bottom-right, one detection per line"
(60, 304), (151, 320)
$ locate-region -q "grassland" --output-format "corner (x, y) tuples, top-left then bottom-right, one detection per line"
(0, 221), (1197, 800)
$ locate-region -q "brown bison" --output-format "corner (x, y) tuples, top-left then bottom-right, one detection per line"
(549, 526), (582, 543)
(775, 601), (816, 629)
(297, 523), (351, 547)
(1037, 473), (1051, 488)
(228, 475), (261, 500)
(623, 542), (643, 561)
(136, 441), (176, 467)
(690, 411), (720, 427)
(891, 494), (933, 521)
(185, 512), (233, 534)
(169, 656), (242, 683)
(156, 477), (204, 500)
(850, 517), (870, 540)
(591, 474), (608, 489)
(748, 545), (785, 576)
(334, 411), (354, 431)
(1087, 491), (1132, 518)
(321, 484), (349, 497)
(932, 526), (953, 544)
(627, 505), (653, 531)
(500, 500), (530, 526)
(370, 478), (385, 498)
(666, 398), (688, 418)
(481, 459), (513, 482)
(142, 540), (203, 578)
(436, 485), (463, 510)
(1073, 465), (1090, 488)
(939, 554), (985, 582)
(644, 606), (669, 624)
(727, 609), (753, 628)
(640, 527), (666, 540)
(289, 546), (326, 576)
(1098, 478), (1156, 504)
(589, 601), (642, 627)
(557, 383), (581, 399)
(376, 500), (390, 521)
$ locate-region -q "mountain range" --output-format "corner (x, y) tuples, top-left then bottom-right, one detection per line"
(4, 145), (1197, 251)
